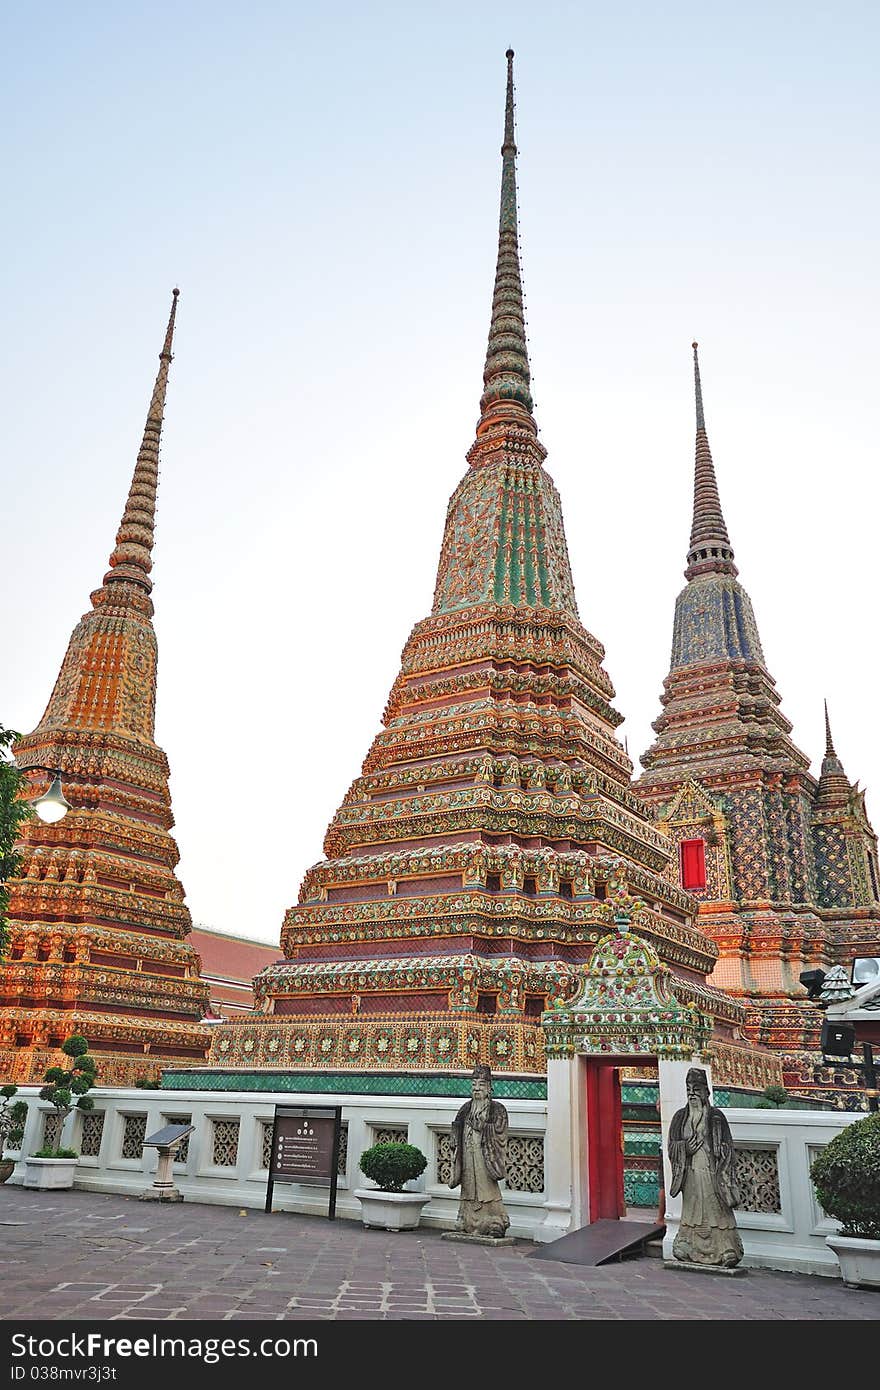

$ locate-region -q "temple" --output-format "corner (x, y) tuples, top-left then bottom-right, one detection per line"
(0, 291), (212, 1087)
(636, 343), (880, 1101)
(211, 55), (772, 1091)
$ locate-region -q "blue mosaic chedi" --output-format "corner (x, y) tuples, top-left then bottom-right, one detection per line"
(637, 345), (880, 1103)
(671, 573), (764, 670)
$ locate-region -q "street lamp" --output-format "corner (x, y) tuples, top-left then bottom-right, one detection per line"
(25, 767), (72, 824)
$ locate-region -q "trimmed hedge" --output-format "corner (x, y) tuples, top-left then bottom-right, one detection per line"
(810, 1113), (880, 1239)
(358, 1142), (427, 1193)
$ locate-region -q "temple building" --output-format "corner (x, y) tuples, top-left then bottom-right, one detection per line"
(190, 926), (280, 1020)
(0, 291), (212, 1087)
(211, 54), (774, 1093)
(636, 344), (880, 1102)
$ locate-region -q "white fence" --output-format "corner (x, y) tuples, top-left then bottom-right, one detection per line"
(3, 1086), (549, 1239)
(3, 1087), (852, 1274)
(719, 1109), (849, 1276)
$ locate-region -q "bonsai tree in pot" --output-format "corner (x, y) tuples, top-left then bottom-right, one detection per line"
(0, 1085), (29, 1183)
(355, 1142), (429, 1231)
(24, 1035), (97, 1189)
(810, 1112), (880, 1288)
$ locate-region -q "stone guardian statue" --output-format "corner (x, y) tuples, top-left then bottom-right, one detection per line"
(667, 1066), (743, 1267)
(449, 1063), (511, 1239)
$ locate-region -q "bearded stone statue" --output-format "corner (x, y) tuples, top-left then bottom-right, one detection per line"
(449, 1063), (511, 1239)
(668, 1066), (743, 1267)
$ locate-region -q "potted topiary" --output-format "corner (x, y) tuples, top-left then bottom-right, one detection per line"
(354, 1141), (429, 1231)
(23, 1034), (98, 1191)
(810, 1112), (880, 1288)
(0, 1085), (29, 1183)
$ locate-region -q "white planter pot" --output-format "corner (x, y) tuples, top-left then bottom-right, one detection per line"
(354, 1188), (430, 1231)
(827, 1234), (880, 1288)
(22, 1158), (78, 1191)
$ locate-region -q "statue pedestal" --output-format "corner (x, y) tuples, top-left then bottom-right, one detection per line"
(441, 1232), (516, 1246)
(663, 1260), (748, 1276)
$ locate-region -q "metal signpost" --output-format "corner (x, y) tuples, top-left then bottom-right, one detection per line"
(140, 1123), (196, 1202)
(265, 1104), (342, 1218)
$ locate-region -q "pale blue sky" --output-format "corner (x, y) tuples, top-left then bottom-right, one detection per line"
(3, 2), (878, 942)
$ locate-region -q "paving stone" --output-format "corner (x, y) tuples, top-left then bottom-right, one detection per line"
(2, 1185), (878, 1323)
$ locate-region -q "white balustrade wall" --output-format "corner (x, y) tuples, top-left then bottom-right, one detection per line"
(3, 1088), (854, 1274)
(3, 1086), (548, 1239)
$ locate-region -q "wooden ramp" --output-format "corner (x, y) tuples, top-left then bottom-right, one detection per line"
(529, 1219), (665, 1267)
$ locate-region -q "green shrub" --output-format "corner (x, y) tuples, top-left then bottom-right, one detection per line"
(0, 1087), (28, 1155)
(34, 1033), (98, 1158)
(358, 1142), (427, 1193)
(761, 1085), (789, 1107)
(810, 1113), (880, 1239)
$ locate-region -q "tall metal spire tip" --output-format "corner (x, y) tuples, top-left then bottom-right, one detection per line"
(824, 700), (836, 757)
(692, 340), (705, 432)
(476, 48), (535, 435)
(100, 291), (181, 598)
(685, 341), (736, 579)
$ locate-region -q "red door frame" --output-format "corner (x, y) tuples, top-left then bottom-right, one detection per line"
(585, 1054), (656, 1224)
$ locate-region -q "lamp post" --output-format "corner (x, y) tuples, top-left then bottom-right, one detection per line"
(22, 766), (72, 824)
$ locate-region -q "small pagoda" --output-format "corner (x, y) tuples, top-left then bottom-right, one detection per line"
(637, 344), (880, 1101)
(0, 291), (211, 1086)
(212, 55), (772, 1089)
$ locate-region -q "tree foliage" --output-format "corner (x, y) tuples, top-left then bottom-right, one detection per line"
(0, 1085), (28, 1157)
(0, 722), (34, 961)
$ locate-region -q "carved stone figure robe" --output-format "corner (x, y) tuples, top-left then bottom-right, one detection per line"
(668, 1095), (743, 1267)
(450, 1097), (510, 1238)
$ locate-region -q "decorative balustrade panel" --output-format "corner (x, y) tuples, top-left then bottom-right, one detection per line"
(433, 1130), (543, 1192)
(371, 1125), (408, 1146)
(734, 1145), (782, 1214)
(42, 1113), (63, 1151)
(121, 1114), (147, 1159)
(79, 1112), (105, 1158)
(211, 1119), (240, 1168)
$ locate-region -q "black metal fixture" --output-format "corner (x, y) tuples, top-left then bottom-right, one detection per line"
(820, 1019), (856, 1059)
(798, 968), (827, 1001)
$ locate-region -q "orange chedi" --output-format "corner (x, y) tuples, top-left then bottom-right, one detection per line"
(0, 291), (212, 1086)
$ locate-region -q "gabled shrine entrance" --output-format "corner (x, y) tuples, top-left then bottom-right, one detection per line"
(537, 923), (715, 1251)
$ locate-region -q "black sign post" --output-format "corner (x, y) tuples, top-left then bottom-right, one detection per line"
(265, 1105), (342, 1219)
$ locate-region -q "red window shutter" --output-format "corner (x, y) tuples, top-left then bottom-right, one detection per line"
(680, 838), (707, 891)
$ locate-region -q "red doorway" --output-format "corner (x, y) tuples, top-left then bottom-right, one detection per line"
(585, 1059), (624, 1221)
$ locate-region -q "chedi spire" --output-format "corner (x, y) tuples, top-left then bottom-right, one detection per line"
(477, 49), (536, 437)
(101, 288), (179, 598)
(816, 701), (850, 805)
(686, 342), (737, 580)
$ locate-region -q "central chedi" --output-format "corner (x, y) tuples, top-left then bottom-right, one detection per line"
(213, 52), (760, 1082)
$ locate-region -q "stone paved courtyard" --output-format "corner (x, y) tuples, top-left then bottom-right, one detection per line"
(0, 1185), (876, 1321)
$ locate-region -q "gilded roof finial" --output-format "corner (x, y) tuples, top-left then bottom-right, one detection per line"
(102, 289), (179, 596)
(477, 49), (536, 436)
(685, 342), (737, 580)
